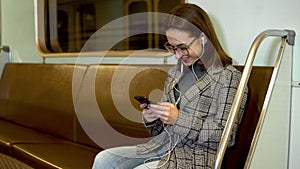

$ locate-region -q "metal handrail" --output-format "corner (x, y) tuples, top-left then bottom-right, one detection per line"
(214, 29), (296, 169)
(0, 45), (11, 62)
(0, 45), (10, 53)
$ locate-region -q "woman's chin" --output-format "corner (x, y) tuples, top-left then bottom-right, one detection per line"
(182, 59), (193, 66)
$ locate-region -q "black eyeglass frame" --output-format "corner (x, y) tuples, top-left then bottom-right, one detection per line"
(164, 38), (196, 56)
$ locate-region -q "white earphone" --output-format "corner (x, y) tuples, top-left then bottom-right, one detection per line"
(201, 35), (206, 48)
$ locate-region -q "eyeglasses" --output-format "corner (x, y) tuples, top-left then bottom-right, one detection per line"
(164, 38), (196, 56)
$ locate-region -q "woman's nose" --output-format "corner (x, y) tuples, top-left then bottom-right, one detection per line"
(175, 51), (184, 59)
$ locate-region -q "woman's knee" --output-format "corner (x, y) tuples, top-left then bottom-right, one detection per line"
(92, 146), (142, 169)
(92, 150), (115, 169)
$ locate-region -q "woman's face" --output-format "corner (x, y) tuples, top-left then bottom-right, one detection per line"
(166, 28), (204, 66)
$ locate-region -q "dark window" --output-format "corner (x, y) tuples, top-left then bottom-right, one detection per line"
(38, 0), (183, 54)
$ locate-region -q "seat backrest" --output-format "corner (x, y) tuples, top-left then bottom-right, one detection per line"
(74, 64), (171, 149)
(0, 63), (87, 142)
(222, 66), (274, 169)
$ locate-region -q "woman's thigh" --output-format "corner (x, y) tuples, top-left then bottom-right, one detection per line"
(92, 146), (158, 169)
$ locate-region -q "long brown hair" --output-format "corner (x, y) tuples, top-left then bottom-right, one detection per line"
(165, 3), (232, 66)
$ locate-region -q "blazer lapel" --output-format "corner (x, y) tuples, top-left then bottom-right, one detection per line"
(179, 63), (224, 109)
(166, 63), (224, 109)
(179, 72), (212, 109)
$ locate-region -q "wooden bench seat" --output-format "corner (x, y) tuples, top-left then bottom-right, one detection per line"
(0, 63), (273, 168)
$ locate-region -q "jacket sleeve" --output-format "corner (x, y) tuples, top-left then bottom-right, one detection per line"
(143, 71), (175, 136)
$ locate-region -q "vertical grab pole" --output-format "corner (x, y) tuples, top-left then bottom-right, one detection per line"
(214, 29), (294, 169)
(243, 36), (286, 169)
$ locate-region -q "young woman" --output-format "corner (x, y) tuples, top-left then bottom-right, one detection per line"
(92, 3), (248, 169)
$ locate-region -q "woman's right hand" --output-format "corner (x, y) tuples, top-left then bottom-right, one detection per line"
(140, 103), (159, 123)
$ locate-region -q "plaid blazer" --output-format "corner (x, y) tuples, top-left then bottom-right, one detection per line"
(137, 64), (248, 169)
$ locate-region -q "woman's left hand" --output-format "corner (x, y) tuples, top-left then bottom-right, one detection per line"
(149, 102), (179, 125)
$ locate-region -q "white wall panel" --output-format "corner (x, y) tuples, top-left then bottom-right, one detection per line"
(289, 85), (300, 169)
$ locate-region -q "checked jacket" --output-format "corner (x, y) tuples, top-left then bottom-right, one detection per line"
(137, 64), (248, 169)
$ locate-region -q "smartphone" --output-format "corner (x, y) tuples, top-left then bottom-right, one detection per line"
(134, 96), (151, 104)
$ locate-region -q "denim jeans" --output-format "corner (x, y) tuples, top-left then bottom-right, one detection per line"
(92, 146), (160, 169)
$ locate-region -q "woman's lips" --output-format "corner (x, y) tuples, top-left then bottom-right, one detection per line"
(181, 56), (191, 64)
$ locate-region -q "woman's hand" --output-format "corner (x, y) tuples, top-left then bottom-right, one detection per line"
(148, 102), (179, 125)
(140, 103), (159, 123)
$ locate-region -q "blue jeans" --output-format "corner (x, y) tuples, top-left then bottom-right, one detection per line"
(92, 146), (160, 169)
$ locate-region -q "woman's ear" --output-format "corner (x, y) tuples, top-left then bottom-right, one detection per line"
(200, 32), (207, 44)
